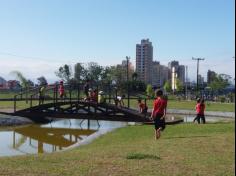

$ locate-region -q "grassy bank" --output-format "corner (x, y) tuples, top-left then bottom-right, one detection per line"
(0, 122), (234, 176)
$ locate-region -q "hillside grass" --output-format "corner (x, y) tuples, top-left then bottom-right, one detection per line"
(0, 122), (234, 176)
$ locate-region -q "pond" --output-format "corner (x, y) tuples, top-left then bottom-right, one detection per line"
(0, 118), (129, 157)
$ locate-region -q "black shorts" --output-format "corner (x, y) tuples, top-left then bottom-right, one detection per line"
(154, 114), (165, 131)
(141, 107), (148, 114)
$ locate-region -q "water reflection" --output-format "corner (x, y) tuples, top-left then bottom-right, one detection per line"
(0, 119), (127, 157)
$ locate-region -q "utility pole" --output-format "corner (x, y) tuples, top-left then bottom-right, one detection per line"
(126, 56), (130, 108)
(192, 57), (205, 95)
(185, 66), (188, 100)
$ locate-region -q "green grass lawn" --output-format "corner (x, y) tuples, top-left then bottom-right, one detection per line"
(126, 99), (235, 112)
(0, 99), (235, 112)
(1, 90), (235, 112)
(0, 100), (54, 111)
(0, 122), (234, 176)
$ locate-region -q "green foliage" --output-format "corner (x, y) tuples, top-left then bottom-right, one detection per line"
(55, 64), (72, 83)
(209, 73), (231, 91)
(10, 71), (28, 88)
(37, 76), (47, 86)
(164, 80), (172, 93)
(176, 79), (184, 92)
(132, 72), (138, 81)
(74, 63), (84, 82)
(146, 84), (154, 98)
(86, 62), (104, 81)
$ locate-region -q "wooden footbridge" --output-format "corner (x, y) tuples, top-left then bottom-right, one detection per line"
(12, 100), (151, 123)
(2, 83), (151, 123)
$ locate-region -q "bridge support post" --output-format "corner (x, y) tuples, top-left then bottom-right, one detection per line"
(14, 95), (17, 113)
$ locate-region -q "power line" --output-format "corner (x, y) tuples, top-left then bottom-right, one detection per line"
(0, 52), (52, 61)
(0, 51), (80, 65)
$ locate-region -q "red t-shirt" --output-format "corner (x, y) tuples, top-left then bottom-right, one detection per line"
(139, 102), (147, 111)
(196, 103), (205, 115)
(59, 85), (65, 94)
(153, 97), (167, 116)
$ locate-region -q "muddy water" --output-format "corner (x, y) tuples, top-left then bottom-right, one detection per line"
(0, 118), (128, 157)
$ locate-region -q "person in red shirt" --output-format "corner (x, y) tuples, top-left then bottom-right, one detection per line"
(91, 89), (98, 102)
(137, 99), (148, 114)
(193, 98), (206, 124)
(59, 81), (65, 99)
(199, 99), (206, 123)
(151, 89), (167, 140)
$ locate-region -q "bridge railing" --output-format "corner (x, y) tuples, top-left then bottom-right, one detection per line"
(14, 87), (40, 112)
(13, 81), (150, 113)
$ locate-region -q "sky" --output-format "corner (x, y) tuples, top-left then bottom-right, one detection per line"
(0, 0), (235, 83)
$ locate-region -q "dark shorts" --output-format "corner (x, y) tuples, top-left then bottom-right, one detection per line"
(141, 107), (148, 114)
(154, 114), (166, 131)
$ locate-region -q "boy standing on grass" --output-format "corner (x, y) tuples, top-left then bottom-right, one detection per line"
(193, 98), (206, 124)
(137, 99), (148, 114)
(199, 99), (206, 123)
(151, 89), (167, 140)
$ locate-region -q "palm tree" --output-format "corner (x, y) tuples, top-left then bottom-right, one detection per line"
(10, 71), (29, 103)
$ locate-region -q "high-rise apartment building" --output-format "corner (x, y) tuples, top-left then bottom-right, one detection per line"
(152, 61), (160, 87)
(207, 70), (216, 84)
(152, 61), (169, 88)
(160, 65), (169, 87)
(168, 60), (179, 70)
(178, 65), (186, 84)
(136, 39), (153, 84)
(198, 74), (204, 87)
(168, 60), (186, 87)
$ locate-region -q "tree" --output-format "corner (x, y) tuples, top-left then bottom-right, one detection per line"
(10, 71), (28, 89)
(86, 62), (104, 81)
(163, 80), (172, 93)
(209, 74), (231, 92)
(27, 79), (34, 87)
(146, 84), (154, 98)
(55, 64), (72, 83)
(10, 71), (30, 103)
(132, 72), (138, 81)
(74, 63), (84, 83)
(176, 79), (184, 93)
(100, 66), (113, 84)
(37, 76), (47, 86)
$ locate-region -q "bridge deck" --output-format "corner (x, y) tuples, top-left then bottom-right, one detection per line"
(2, 100), (150, 123)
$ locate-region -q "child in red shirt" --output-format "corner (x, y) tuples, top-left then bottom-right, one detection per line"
(193, 98), (206, 124)
(137, 99), (148, 114)
(59, 81), (65, 99)
(151, 90), (167, 140)
(91, 89), (98, 102)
